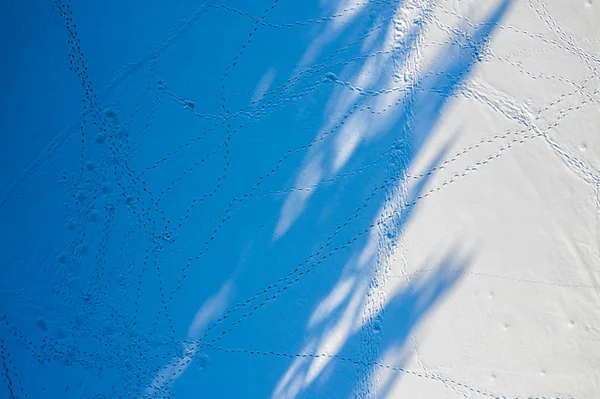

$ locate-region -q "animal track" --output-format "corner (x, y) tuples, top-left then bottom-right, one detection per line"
(0, 1), (592, 398)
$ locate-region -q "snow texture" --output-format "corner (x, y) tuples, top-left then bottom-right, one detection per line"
(0, 0), (599, 398)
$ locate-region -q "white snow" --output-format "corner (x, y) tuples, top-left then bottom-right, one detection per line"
(0, 0), (599, 398)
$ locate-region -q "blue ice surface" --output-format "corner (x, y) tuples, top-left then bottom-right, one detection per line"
(0, 0), (510, 398)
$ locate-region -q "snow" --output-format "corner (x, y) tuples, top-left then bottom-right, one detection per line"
(0, 0), (599, 398)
